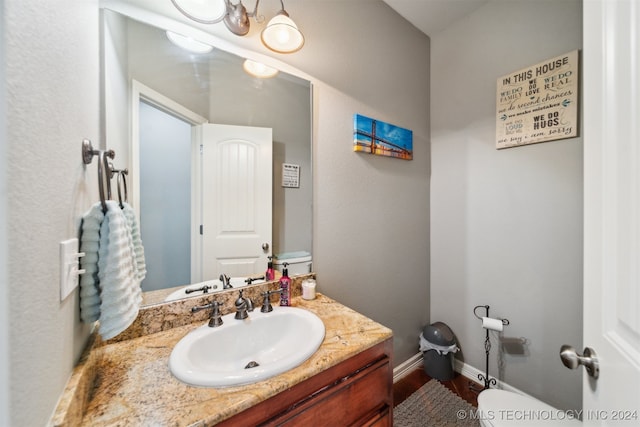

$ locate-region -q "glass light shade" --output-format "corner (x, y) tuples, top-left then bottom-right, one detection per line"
(166, 31), (214, 54)
(242, 59), (279, 78)
(171, 0), (226, 23)
(260, 13), (305, 54)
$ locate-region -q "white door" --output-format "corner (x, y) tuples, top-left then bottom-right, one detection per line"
(199, 124), (272, 279)
(580, 0), (640, 423)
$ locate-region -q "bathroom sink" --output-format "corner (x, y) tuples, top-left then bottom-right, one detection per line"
(164, 277), (264, 302)
(169, 306), (325, 387)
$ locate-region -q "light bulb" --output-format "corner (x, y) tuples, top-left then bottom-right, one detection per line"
(276, 28), (291, 44)
(261, 13), (304, 54)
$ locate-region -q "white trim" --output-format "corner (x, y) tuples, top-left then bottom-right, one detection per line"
(393, 352), (423, 383)
(453, 359), (538, 400)
(393, 354), (537, 402)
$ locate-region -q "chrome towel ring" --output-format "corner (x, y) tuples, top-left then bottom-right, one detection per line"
(112, 167), (129, 209)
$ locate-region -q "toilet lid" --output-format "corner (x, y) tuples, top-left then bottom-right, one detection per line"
(477, 389), (581, 426)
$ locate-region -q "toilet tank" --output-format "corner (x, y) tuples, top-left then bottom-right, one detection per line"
(273, 251), (312, 275)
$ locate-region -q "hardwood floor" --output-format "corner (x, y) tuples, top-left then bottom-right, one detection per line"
(393, 368), (482, 408)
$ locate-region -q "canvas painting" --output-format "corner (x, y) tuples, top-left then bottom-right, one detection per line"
(353, 114), (413, 160)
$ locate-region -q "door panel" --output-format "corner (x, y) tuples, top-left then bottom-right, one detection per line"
(583, 0), (640, 422)
(200, 124), (272, 279)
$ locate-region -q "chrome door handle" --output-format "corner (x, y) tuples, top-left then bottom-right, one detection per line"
(262, 242), (269, 251)
(560, 345), (599, 379)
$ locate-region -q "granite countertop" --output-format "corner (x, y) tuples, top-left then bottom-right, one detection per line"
(50, 279), (393, 426)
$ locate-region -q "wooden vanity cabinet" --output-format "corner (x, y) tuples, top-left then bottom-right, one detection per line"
(218, 338), (393, 426)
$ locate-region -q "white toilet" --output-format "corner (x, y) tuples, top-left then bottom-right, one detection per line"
(478, 389), (581, 427)
(272, 251), (312, 275)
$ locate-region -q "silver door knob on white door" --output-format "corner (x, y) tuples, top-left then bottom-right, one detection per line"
(560, 344), (599, 379)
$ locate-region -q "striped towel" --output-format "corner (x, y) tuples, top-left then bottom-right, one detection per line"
(97, 201), (142, 340)
(79, 202), (104, 323)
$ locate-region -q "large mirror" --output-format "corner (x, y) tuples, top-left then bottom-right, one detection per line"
(102, 7), (313, 305)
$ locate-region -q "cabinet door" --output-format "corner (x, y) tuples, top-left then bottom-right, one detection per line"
(268, 357), (391, 426)
(217, 339), (393, 427)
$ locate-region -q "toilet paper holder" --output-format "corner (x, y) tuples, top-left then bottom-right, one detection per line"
(470, 305), (510, 393)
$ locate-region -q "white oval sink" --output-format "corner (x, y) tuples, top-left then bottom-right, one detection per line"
(164, 277), (264, 302)
(169, 306), (325, 387)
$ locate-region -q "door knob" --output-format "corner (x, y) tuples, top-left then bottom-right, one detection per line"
(262, 242), (269, 251)
(560, 344), (599, 379)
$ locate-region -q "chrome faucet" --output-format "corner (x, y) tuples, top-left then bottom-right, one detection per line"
(220, 274), (232, 289)
(191, 300), (223, 327)
(235, 290), (250, 320)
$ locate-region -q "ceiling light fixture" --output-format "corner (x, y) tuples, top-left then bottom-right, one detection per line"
(242, 59), (279, 78)
(171, 0), (304, 53)
(166, 31), (214, 54)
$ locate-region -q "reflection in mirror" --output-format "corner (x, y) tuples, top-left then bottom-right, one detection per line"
(102, 8), (312, 305)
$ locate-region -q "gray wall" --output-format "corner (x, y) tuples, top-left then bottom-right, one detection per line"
(0, 1), (9, 424)
(295, 2), (432, 367)
(3, 1), (430, 424)
(430, 0), (583, 412)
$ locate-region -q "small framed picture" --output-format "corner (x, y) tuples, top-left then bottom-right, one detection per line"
(282, 163), (300, 188)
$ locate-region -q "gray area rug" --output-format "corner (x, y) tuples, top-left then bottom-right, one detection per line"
(394, 379), (480, 427)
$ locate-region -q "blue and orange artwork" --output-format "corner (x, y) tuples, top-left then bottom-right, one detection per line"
(353, 114), (413, 160)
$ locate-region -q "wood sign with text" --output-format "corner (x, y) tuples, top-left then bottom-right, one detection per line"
(496, 50), (579, 149)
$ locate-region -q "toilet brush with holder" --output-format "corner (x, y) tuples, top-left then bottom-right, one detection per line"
(470, 305), (509, 393)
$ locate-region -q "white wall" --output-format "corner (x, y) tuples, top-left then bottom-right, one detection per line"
(430, 0), (583, 411)
(4, 0), (99, 425)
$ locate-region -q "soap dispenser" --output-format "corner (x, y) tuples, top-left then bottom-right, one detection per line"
(265, 256), (275, 281)
(279, 262), (291, 307)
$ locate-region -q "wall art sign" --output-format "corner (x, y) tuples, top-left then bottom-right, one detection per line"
(281, 163), (300, 188)
(353, 114), (413, 160)
(496, 50), (579, 149)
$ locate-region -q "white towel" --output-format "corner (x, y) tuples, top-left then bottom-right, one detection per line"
(79, 202), (104, 323)
(97, 201), (142, 340)
(122, 202), (146, 282)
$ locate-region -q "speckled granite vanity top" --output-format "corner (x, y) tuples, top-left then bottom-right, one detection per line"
(50, 277), (393, 426)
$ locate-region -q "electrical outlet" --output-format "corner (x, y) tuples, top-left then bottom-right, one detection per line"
(60, 238), (84, 301)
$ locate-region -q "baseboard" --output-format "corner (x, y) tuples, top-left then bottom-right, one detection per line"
(453, 359), (537, 399)
(394, 353), (534, 400)
(393, 352), (423, 383)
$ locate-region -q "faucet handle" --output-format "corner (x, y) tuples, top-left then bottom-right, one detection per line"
(245, 275), (265, 285)
(185, 284), (212, 295)
(191, 300), (223, 327)
(260, 288), (284, 313)
(220, 274), (232, 289)
(235, 290), (249, 320)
